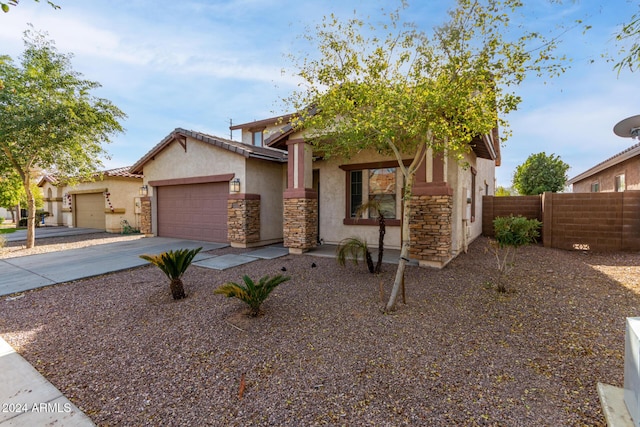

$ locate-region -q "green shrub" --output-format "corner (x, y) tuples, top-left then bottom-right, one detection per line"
(214, 274), (290, 317)
(0, 235), (5, 248)
(139, 247), (202, 300)
(493, 215), (541, 248)
(336, 237), (375, 273)
(490, 215), (542, 292)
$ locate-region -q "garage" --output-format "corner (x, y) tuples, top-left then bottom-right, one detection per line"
(156, 182), (228, 242)
(75, 193), (106, 229)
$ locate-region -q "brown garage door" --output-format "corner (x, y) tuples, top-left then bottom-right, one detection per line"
(157, 182), (228, 242)
(75, 193), (106, 229)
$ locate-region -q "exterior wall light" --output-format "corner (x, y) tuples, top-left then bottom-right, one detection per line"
(139, 185), (149, 196)
(230, 178), (240, 193)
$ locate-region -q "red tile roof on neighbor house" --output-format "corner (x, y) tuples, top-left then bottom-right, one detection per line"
(130, 128), (287, 174)
(102, 167), (143, 179)
(567, 141), (640, 185)
(37, 167), (142, 187)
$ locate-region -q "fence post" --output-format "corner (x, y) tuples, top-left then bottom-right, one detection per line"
(482, 195), (494, 237)
(542, 192), (552, 248)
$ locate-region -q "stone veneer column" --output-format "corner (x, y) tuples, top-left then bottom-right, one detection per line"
(283, 139), (317, 254)
(283, 190), (318, 253)
(140, 197), (152, 235)
(409, 194), (453, 267)
(409, 149), (454, 268)
(227, 194), (260, 247)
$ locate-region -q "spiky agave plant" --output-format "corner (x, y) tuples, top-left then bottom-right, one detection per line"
(139, 247), (202, 300)
(214, 274), (290, 317)
(336, 237), (375, 273)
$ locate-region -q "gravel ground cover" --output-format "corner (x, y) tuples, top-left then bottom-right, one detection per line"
(1, 234), (639, 426)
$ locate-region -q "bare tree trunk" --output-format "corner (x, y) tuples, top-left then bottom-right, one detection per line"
(375, 215), (385, 274)
(24, 176), (36, 249)
(386, 173), (414, 312)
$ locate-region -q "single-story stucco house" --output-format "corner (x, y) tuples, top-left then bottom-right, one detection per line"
(567, 142), (640, 193)
(130, 111), (499, 268)
(39, 167), (143, 232)
(129, 128), (288, 247)
(230, 113), (500, 268)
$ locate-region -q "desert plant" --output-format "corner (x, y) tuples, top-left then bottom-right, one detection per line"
(336, 199), (386, 274)
(489, 215), (542, 292)
(214, 274), (290, 317)
(336, 236), (375, 273)
(139, 247), (202, 300)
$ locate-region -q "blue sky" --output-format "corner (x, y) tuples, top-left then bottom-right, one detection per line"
(1, 0), (638, 187)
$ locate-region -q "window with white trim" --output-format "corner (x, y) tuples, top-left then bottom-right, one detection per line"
(615, 174), (625, 192)
(252, 130), (263, 147)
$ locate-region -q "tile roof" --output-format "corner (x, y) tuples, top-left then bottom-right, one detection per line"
(102, 167), (143, 179)
(37, 167), (141, 187)
(567, 141), (640, 185)
(130, 128), (287, 174)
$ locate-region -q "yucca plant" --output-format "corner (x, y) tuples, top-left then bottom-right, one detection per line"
(336, 237), (375, 273)
(214, 274), (290, 317)
(139, 247), (202, 300)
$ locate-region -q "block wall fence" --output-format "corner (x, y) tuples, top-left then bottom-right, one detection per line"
(482, 191), (640, 252)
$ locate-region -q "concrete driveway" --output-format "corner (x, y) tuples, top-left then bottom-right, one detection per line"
(1, 227), (292, 297)
(0, 236), (229, 296)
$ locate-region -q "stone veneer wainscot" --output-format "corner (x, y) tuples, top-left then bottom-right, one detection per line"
(227, 194), (261, 246)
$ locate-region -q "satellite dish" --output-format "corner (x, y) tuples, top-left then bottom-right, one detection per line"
(613, 115), (640, 139)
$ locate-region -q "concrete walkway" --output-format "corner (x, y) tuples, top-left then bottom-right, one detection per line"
(0, 338), (96, 426)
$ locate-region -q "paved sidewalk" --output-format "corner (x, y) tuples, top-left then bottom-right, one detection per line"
(2, 226), (106, 242)
(0, 337), (95, 426)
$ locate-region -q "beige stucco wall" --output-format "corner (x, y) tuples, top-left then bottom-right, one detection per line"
(143, 137), (247, 189)
(40, 181), (65, 226)
(47, 177), (142, 232)
(448, 153), (495, 257)
(246, 158), (286, 241)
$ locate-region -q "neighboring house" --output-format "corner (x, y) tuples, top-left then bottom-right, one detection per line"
(231, 114), (500, 268)
(567, 142), (640, 193)
(0, 207), (12, 221)
(38, 167), (143, 232)
(130, 128), (287, 247)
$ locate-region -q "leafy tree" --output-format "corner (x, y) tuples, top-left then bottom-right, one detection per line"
(0, 172), (23, 222)
(495, 186), (513, 197)
(140, 247), (202, 300)
(1, 0), (59, 13)
(0, 28), (125, 248)
(615, 8), (640, 73)
(285, 1), (567, 311)
(512, 152), (569, 195)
